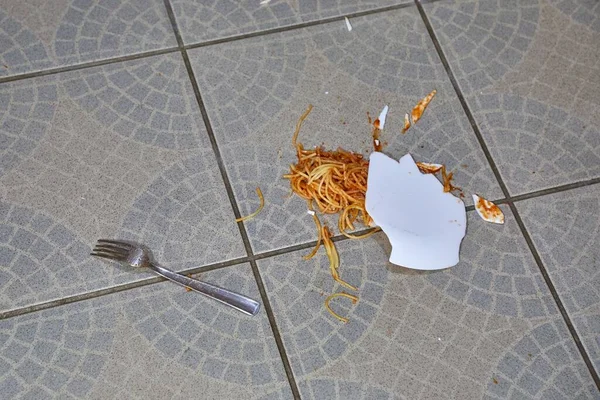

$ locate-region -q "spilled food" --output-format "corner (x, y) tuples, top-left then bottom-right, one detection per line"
(416, 162), (443, 174)
(236, 187), (264, 222)
(282, 92), (498, 322)
(284, 104), (380, 322)
(325, 292), (358, 323)
(283, 105), (379, 240)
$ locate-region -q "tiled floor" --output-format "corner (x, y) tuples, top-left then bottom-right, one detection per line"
(0, 0), (599, 399)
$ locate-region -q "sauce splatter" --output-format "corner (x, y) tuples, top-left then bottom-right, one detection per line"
(372, 118), (382, 152)
(416, 162), (443, 174)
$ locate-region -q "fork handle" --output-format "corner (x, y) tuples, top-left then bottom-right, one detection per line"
(148, 263), (260, 316)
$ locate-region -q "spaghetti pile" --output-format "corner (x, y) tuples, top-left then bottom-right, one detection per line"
(283, 101), (457, 323)
(284, 105), (379, 240)
(283, 104), (379, 322)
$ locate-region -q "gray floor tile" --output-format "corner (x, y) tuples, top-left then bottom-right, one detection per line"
(170, 0), (406, 44)
(0, 53), (245, 312)
(517, 184), (600, 375)
(0, 0), (177, 77)
(1, 0), (599, 398)
(423, 0), (600, 196)
(0, 264), (293, 399)
(257, 208), (599, 399)
(189, 7), (503, 253)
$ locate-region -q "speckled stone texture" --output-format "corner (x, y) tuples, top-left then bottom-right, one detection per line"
(1, 0), (599, 398)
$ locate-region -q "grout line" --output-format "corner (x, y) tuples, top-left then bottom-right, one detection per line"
(0, 0), (437, 85)
(474, 177), (600, 208)
(1, 209), (485, 320)
(415, 0), (512, 199)
(416, 0), (600, 388)
(2, 0), (597, 385)
(0, 256), (249, 320)
(175, 257), (251, 275)
(0, 47), (180, 84)
(248, 259), (302, 400)
(0, 279), (162, 320)
(509, 178), (600, 203)
(253, 228), (382, 260)
(0, 227), (371, 321)
(254, 241), (323, 261)
(184, 2), (415, 51)
(0, 228), (379, 321)
(162, 0), (185, 47)
(509, 203), (600, 389)
(162, 0), (301, 397)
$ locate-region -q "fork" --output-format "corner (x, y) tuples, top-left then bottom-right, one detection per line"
(91, 239), (260, 316)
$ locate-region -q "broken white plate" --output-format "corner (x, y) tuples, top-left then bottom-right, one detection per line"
(345, 17), (352, 31)
(366, 152), (467, 270)
(377, 105), (389, 130)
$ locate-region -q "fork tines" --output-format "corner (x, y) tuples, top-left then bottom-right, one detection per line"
(90, 239), (133, 261)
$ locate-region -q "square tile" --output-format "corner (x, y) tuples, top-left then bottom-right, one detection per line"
(189, 7), (503, 253)
(0, 0), (177, 77)
(0, 264), (293, 399)
(424, 0), (600, 195)
(170, 0), (406, 44)
(517, 185), (600, 374)
(257, 207), (599, 398)
(0, 53), (245, 312)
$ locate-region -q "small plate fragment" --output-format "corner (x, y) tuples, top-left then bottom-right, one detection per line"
(376, 105), (389, 130)
(402, 113), (411, 134)
(411, 89), (436, 124)
(366, 152), (467, 270)
(473, 194), (504, 224)
(345, 17), (352, 31)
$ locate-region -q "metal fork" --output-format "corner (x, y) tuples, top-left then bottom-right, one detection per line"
(91, 239), (260, 316)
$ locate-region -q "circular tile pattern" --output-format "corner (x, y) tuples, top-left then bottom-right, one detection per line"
(259, 239), (389, 376)
(117, 154), (245, 268)
(122, 266), (285, 386)
(0, 9), (52, 76)
(470, 93), (600, 194)
(171, 0), (298, 42)
(53, 0), (175, 63)
(301, 378), (394, 400)
(427, 0), (540, 94)
(427, 210), (557, 318)
(487, 321), (597, 398)
(171, 0), (398, 43)
(313, 11), (444, 96)
(0, 201), (95, 310)
(61, 54), (207, 149)
(260, 236), (588, 398)
(190, 35), (307, 145)
(0, 301), (117, 398)
(0, 78), (57, 177)
(547, 0), (600, 33)
(519, 187), (600, 371)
